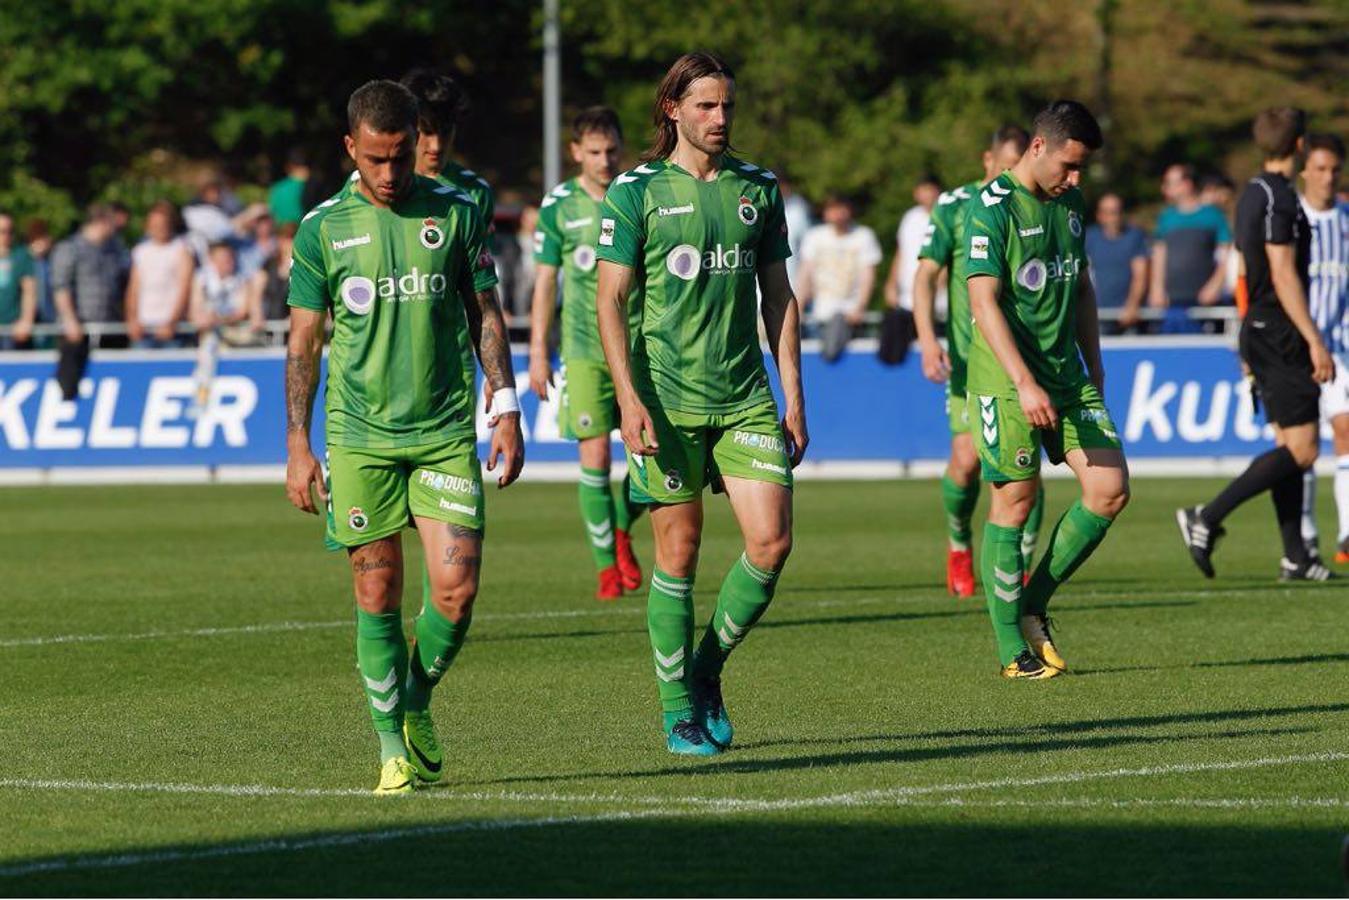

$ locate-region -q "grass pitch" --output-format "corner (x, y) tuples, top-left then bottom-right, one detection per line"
(2, 476), (1348, 896)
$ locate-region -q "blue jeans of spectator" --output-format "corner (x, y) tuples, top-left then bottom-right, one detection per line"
(133, 336), (182, 349)
(1160, 305), (1204, 334)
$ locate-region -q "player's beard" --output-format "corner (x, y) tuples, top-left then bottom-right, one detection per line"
(680, 121), (728, 158)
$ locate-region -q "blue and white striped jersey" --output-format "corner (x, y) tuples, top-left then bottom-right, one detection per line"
(1302, 197), (1349, 354)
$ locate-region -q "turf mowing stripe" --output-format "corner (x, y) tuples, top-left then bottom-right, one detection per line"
(0, 808), (687, 879)
(2, 754), (1346, 879)
(0, 596), (900, 649)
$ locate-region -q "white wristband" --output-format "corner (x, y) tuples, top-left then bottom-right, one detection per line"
(490, 387), (520, 419)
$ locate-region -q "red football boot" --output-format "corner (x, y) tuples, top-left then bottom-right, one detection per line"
(615, 528), (643, 591)
(946, 548), (976, 598)
(597, 565), (624, 601)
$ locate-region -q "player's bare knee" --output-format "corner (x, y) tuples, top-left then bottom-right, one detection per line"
(353, 576), (401, 615)
(431, 580), (477, 623)
(1089, 484), (1129, 519)
(747, 531), (792, 570)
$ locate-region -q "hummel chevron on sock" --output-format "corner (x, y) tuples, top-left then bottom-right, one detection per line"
(579, 467), (618, 570)
(613, 472), (643, 531)
(695, 553), (781, 680)
(405, 599), (472, 713)
(647, 567), (695, 726)
(1023, 500), (1113, 616)
(940, 474), (980, 550)
(1022, 481), (1046, 570)
(355, 607), (408, 762)
(981, 522), (1027, 666)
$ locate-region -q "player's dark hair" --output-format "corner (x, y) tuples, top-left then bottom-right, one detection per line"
(991, 124), (1030, 154)
(643, 51), (735, 162)
(400, 68), (471, 137)
(1031, 100), (1103, 151)
(1252, 107), (1306, 160)
(347, 80), (419, 136)
(1305, 132), (1345, 162)
(572, 106), (623, 143)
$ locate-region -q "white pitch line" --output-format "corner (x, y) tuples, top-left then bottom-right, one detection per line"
(0, 751), (1342, 813)
(920, 796), (1349, 810)
(0, 595), (902, 650)
(0, 751), (1344, 879)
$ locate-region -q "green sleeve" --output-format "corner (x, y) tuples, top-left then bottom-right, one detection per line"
(462, 204), (500, 294)
(964, 198), (1011, 282)
(287, 216), (329, 311)
(918, 201), (955, 266)
(533, 195), (564, 266)
(758, 181), (791, 265)
(595, 180), (645, 268)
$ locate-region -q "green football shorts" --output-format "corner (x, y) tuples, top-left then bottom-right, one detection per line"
(946, 386), (970, 435)
(324, 436), (484, 548)
(626, 400), (793, 505)
(969, 381), (1122, 483)
(558, 358), (619, 441)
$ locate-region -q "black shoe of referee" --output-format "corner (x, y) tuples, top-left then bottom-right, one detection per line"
(1279, 556), (1337, 582)
(1176, 506), (1223, 578)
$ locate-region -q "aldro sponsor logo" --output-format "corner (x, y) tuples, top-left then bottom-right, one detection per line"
(1014, 255), (1081, 292)
(665, 243), (757, 281)
(338, 268), (448, 315)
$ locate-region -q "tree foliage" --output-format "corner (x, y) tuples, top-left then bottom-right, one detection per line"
(0, 0), (1343, 241)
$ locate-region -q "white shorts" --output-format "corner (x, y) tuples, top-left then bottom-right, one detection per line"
(1320, 356), (1349, 421)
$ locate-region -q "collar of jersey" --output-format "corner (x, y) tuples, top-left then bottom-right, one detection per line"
(662, 157), (734, 183)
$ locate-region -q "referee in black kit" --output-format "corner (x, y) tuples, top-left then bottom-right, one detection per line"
(1177, 107), (1336, 581)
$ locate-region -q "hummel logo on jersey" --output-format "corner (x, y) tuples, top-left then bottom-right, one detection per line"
(1017, 225), (1044, 238)
(600, 218), (615, 246)
(970, 235), (990, 260)
(658, 204), (695, 217)
(563, 216), (594, 229)
(332, 233), (372, 251)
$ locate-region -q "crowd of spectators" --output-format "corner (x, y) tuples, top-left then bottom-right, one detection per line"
(3, 148), (1341, 356)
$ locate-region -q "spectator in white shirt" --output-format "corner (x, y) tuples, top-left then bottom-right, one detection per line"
(796, 194), (882, 327)
(125, 201), (195, 348)
(884, 174), (944, 315)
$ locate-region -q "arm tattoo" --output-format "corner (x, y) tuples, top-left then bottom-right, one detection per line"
(468, 288), (516, 391)
(285, 351), (317, 434)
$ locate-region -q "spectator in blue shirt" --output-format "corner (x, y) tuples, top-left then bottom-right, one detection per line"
(1085, 192), (1149, 333)
(1150, 163), (1233, 332)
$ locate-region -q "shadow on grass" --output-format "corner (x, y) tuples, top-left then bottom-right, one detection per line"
(474, 726), (1310, 786)
(471, 598), (1198, 646)
(7, 810), (1342, 896)
(1079, 652), (1349, 677)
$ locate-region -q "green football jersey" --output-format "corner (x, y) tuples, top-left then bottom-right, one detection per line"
(595, 156), (790, 414)
(438, 160), (495, 230)
(964, 171), (1090, 402)
(288, 175), (498, 449)
(917, 180), (980, 393)
(534, 177), (607, 362)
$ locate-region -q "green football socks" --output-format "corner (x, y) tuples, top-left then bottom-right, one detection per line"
(578, 467), (618, 569)
(355, 608), (408, 762)
(647, 567), (695, 726)
(941, 474), (981, 551)
(1022, 481), (1046, 570)
(694, 553), (780, 680)
(612, 472), (643, 532)
(405, 598), (472, 713)
(980, 523), (1027, 666)
(1023, 500), (1114, 617)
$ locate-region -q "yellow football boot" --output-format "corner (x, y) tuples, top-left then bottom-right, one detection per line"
(1020, 613), (1067, 672)
(373, 756), (417, 795)
(1001, 649), (1061, 680)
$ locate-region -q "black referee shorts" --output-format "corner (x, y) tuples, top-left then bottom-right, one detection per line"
(1239, 314), (1320, 428)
